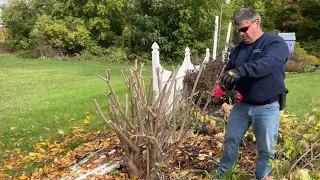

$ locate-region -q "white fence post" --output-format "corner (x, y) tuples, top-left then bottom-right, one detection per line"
(176, 47), (194, 91)
(212, 15), (219, 61)
(222, 22), (232, 62)
(204, 48), (210, 63)
(184, 47), (192, 70)
(152, 42), (160, 93)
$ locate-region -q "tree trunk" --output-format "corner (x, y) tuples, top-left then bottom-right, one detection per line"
(126, 160), (140, 178)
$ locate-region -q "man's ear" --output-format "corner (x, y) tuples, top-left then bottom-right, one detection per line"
(255, 20), (261, 28)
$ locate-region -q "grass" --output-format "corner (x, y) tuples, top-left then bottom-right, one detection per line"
(0, 54), (152, 155)
(284, 71), (320, 119)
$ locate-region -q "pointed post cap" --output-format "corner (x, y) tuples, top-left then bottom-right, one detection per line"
(152, 42), (159, 50)
(185, 47), (190, 53)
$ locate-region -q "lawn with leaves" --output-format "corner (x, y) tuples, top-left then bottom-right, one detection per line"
(0, 55), (319, 178)
(0, 55), (152, 166)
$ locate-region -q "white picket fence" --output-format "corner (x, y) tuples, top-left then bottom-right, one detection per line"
(151, 18), (232, 101)
(151, 42), (211, 95)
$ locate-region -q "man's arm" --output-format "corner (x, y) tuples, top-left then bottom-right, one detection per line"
(236, 39), (289, 78)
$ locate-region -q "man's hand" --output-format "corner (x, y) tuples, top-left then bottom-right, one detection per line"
(229, 90), (243, 104)
(220, 69), (241, 91)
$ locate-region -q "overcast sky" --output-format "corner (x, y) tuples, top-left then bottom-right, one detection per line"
(0, 0), (6, 5)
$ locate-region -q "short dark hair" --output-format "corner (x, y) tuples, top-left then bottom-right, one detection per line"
(234, 8), (261, 25)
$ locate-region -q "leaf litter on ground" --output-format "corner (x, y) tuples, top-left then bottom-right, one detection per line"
(1, 127), (259, 179)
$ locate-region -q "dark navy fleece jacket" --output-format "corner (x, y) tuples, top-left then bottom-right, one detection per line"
(226, 32), (289, 105)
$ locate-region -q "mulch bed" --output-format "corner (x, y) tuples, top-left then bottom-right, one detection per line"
(0, 45), (14, 54)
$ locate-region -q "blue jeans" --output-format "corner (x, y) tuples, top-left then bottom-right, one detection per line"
(218, 102), (280, 180)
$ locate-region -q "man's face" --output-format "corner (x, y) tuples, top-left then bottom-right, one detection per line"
(236, 20), (260, 44)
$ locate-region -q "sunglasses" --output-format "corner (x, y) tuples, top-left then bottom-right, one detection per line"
(236, 23), (253, 33)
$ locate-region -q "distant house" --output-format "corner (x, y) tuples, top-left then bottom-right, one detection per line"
(278, 32), (296, 60)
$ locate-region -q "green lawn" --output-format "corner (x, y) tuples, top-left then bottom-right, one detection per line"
(0, 55), (152, 155)
(284, 71), (320, 119)
(0, 54), (319, 159)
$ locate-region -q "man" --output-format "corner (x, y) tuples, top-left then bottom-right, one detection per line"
(218, 8), (289, 180)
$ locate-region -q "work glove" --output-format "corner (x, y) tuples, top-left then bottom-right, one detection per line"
(211, 84), (243, 104)
(229, 89), (243, 104)
(220, 69), (241, 91)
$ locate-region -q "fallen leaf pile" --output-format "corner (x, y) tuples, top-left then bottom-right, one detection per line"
(168, 133), (224, 172)
(1, 126), (263, 180)
(0, 128), (123, 179)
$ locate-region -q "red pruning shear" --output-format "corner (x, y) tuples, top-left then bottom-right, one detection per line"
(210, 84), (243, 104)
(208, 64), (243, 104)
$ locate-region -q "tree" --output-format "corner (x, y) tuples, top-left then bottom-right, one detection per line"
(123, 0), (221, 61)
(278, 0), (320, 57)
(1, 0), (37, 48)
(51, 0), (126, 49)
(2, 0), (316, 59)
